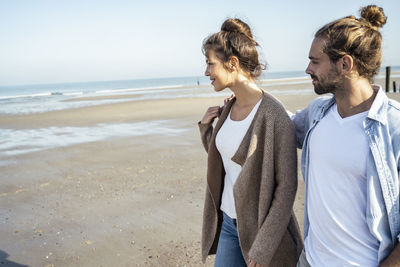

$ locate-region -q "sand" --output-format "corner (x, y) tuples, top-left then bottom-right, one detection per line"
(1, 77), (400, 267)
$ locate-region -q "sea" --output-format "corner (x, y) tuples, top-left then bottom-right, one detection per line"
(1, 67), (399, 115)
(0, 71), (308, 115)
(1, 67), (399, 161)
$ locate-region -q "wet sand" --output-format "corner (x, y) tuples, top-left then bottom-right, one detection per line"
(1, 77), (400, 266)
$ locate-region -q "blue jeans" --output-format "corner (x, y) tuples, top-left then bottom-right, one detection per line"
(296, 249), (311, 267)
(214, 212), (247, 267)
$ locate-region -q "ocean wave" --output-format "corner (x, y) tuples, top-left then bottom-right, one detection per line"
(0, 91), (84, 100)
(62, 92), (84, 96)
(0, 92), (52, 100)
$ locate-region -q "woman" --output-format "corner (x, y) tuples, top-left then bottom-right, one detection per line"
(198, 18), (303, 267)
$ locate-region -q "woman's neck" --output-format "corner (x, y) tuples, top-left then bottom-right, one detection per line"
(230, 76), (263, 107)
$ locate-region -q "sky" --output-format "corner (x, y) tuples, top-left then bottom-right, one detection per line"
(0, 0), (399, 86)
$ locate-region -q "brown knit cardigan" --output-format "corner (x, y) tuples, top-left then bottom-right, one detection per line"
(198, 91), (303, 266)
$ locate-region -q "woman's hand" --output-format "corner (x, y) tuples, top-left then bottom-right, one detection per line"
(248, 259), (268, 267)
(224, 93), (235, 106)
(200, 95), (234, 124)
(200, 106), (221, 124)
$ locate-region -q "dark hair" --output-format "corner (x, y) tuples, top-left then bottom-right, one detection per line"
(315, 5), (387, 82)
(202, 18), (265, 79)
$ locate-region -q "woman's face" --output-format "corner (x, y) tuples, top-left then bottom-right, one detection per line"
(204, 50), (231, 91)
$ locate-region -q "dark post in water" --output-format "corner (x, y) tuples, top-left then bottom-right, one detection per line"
(385, 66), (391, 92)
(394, 81), (397, 93)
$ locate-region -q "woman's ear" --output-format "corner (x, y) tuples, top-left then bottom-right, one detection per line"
(228, 56), (240, 72)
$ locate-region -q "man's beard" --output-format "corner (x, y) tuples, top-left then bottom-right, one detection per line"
(312, 66), (342, 95)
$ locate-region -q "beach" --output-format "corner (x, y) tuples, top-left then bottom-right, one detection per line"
(1, 75), (400, 267)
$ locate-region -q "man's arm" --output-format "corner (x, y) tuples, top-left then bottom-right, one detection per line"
(288, 107), (309, 149)
(381, 118), (400, 266)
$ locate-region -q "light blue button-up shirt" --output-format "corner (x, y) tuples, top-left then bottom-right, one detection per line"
(291, 86), (400, 262)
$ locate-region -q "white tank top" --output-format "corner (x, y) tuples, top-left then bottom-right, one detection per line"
(215, 99), (262, 219)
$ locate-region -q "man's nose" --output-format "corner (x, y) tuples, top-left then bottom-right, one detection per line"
(305, 63), (312, 75)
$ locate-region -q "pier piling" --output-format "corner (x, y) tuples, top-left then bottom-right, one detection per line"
(385, 66), (391, 92)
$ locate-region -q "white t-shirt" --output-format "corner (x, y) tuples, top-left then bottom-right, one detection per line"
(216, 99), (262, 219)
(305, 104), (379, 266)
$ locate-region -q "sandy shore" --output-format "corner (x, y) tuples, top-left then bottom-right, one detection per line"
(1, 78), (400, 266)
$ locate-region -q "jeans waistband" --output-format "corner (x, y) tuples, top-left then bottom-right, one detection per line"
(222, 211), (237, 226)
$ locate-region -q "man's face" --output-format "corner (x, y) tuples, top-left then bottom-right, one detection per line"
(306, 38), (343, 95)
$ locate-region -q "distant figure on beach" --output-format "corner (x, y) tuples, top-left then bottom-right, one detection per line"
(198, 18), (302, 266)
(291, 5), (400, 267)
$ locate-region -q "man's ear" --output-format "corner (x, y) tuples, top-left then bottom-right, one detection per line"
(340, 54), (354, 74)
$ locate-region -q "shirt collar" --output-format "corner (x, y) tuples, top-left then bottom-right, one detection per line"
(318, 85), (388, 124)
(367, 84), (388, 125)
(317, 96), (336, 121)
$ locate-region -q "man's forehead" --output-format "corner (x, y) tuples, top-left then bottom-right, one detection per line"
(309, 38), (326, 57)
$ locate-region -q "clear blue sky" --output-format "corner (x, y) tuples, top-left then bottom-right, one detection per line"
(0, 0), (399, 86)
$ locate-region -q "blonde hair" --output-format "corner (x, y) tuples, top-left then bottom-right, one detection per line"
(315, 5), (387, 82)
(202, 18), (265, 79)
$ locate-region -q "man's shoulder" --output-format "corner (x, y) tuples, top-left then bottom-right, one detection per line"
(385, 98), (400, 137)
(385, 96), (400, 122)
(387, 98), (400, 112)
(305, 95), (334, 114)
(262, 91), (290, 116)
(310, 95), (333, 106)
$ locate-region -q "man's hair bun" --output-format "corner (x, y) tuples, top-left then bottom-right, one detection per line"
(360, 5), (387, 29)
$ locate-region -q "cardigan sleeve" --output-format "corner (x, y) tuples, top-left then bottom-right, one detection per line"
(248, 113), (298, 264)
(198, 122), (213, 153)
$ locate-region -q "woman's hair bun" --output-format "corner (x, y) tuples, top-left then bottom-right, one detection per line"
(221, 18), (254, 41)
(360, 5), (387, 29)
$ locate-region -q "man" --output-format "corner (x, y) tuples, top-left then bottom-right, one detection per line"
(293, 5), (400, 266)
